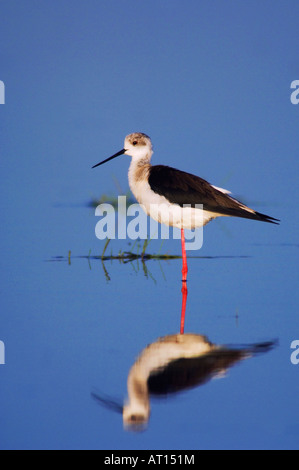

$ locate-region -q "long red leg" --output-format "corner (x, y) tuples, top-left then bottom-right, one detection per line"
(180, 280), (188, 334)
(181, 228), (188, 282)
(180, 229), (188, 333)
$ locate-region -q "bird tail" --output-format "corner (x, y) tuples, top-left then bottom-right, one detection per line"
(254, 211), (280, 225)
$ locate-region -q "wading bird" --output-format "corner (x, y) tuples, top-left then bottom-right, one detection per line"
(92, 133), (279, 281)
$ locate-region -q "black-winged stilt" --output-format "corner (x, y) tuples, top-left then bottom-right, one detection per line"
(92, 333), (276, 431)
(92, 133), (279, 281)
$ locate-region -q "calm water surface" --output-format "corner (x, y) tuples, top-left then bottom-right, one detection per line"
(1, 0), (298, 451)
(0, 202), (298, 450)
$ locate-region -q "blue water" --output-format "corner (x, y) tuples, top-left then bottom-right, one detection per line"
(0, 0), (298, 450)
(0, 197), (298, 449)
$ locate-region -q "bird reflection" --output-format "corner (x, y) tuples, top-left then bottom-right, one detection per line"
(92, 278), (276, 431)
(92, 333), (276, 432)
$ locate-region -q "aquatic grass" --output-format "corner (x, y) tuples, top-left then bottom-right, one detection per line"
(57, 238), (181, 266)
(101, 238), (111, 260)
(52, 240), (249, 265)
(49, 242), (250, 283)
(88, 190), (135, 210)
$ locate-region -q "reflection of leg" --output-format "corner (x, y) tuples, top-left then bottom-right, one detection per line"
(180, 280), (188, 334)
(181, 228), (188, 282)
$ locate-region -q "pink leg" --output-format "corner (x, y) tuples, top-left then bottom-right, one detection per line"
(181, 228), (188, 282)
(180, 280), (188, 334)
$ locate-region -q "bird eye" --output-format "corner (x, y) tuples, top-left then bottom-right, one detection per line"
(132, 141), (138, 146)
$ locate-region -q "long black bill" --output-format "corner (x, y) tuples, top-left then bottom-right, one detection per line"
(92, 149), (126, 169)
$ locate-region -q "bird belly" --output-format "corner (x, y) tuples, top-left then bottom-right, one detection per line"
(147, 204), (215, 229)
(129, 179), (218, 229)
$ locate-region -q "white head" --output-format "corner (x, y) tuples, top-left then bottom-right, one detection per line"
(92, 132), (153, 169)
(123, 133), (153, 161)
(122, 401), (150, 432)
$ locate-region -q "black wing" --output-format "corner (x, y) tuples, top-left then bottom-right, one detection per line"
(148, 165), (279, 224)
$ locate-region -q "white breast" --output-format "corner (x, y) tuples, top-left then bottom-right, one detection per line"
(128, 162), (219, 229)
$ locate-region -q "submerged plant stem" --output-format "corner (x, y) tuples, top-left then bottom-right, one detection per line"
(101, 238), (111, 260)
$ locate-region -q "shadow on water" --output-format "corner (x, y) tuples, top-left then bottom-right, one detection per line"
(91, 281), (277, 432)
